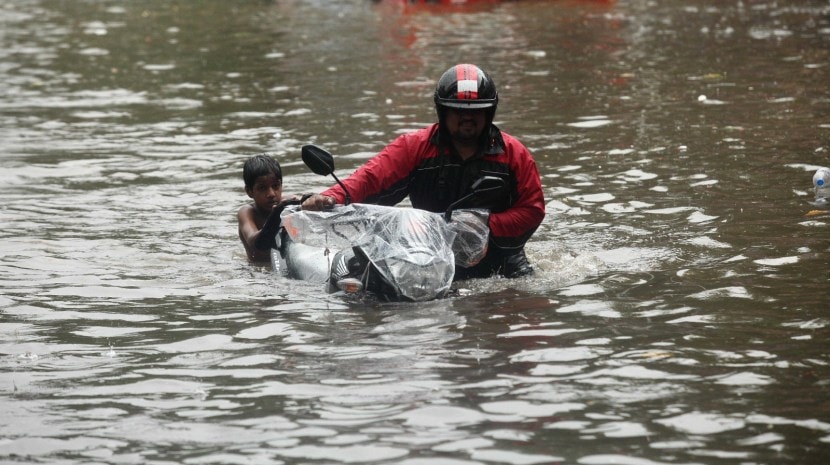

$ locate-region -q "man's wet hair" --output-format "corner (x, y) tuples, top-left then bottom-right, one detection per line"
(243, 154), (282, 190)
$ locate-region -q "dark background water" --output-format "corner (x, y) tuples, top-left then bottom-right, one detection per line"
(1, 1), (829, 464)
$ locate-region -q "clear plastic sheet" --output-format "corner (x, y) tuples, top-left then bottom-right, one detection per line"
(279, 204), (490, 301)
(446, 209), (490, 268)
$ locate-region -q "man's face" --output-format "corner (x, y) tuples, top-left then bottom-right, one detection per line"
(444, 107), (486, 145)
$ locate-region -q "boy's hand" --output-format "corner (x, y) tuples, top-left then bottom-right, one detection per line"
(253, 198), (302, 251)
(279, 194), (302, 207)
(301, 194), (336, 211)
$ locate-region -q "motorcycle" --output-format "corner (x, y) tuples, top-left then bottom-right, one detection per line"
(271, 145), (501, 302)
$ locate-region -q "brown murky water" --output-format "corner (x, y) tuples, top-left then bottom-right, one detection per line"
(1, 1), (829, 464)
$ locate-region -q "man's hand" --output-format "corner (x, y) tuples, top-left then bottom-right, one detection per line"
(301, 194), (336, 211)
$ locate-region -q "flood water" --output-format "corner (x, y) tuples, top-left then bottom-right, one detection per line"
(1, 0), (829, 463)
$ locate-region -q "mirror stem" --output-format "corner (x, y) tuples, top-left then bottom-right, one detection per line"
(332, 173), (352, 206)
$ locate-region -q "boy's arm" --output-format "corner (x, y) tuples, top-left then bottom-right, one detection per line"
(238, 197), (302, 262)
(238, 205), (272, 262)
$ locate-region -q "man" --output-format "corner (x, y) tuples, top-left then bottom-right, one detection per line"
(302, 64), (545, 278)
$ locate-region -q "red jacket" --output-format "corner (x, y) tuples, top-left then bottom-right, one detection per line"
(322, 124), (545, 250)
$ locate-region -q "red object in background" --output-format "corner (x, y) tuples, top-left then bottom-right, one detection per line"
(398, 0), (499, 4)
(381, 0), (616, 14)
(392, 0), (614, 4)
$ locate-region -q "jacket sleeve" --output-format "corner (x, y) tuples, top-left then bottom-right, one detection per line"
(321, 133), (422, 204)
(487, 138), (546, 250)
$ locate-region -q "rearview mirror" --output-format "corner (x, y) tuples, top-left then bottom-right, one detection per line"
(470, 176), (505, 194)
(444, 176), (506, 221)
(301, 145), (335, 176)
(300, 144), (352, 205)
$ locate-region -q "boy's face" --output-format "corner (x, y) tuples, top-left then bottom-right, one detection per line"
(246, 173), (282, 213)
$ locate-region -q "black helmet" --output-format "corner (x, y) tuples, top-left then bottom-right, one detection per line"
(434, 64), (498, 110)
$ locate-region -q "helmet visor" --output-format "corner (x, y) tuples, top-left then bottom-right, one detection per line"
(436, 98), (497, 109)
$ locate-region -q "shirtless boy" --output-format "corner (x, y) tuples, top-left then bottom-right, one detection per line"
(237, 154), (292, 262)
